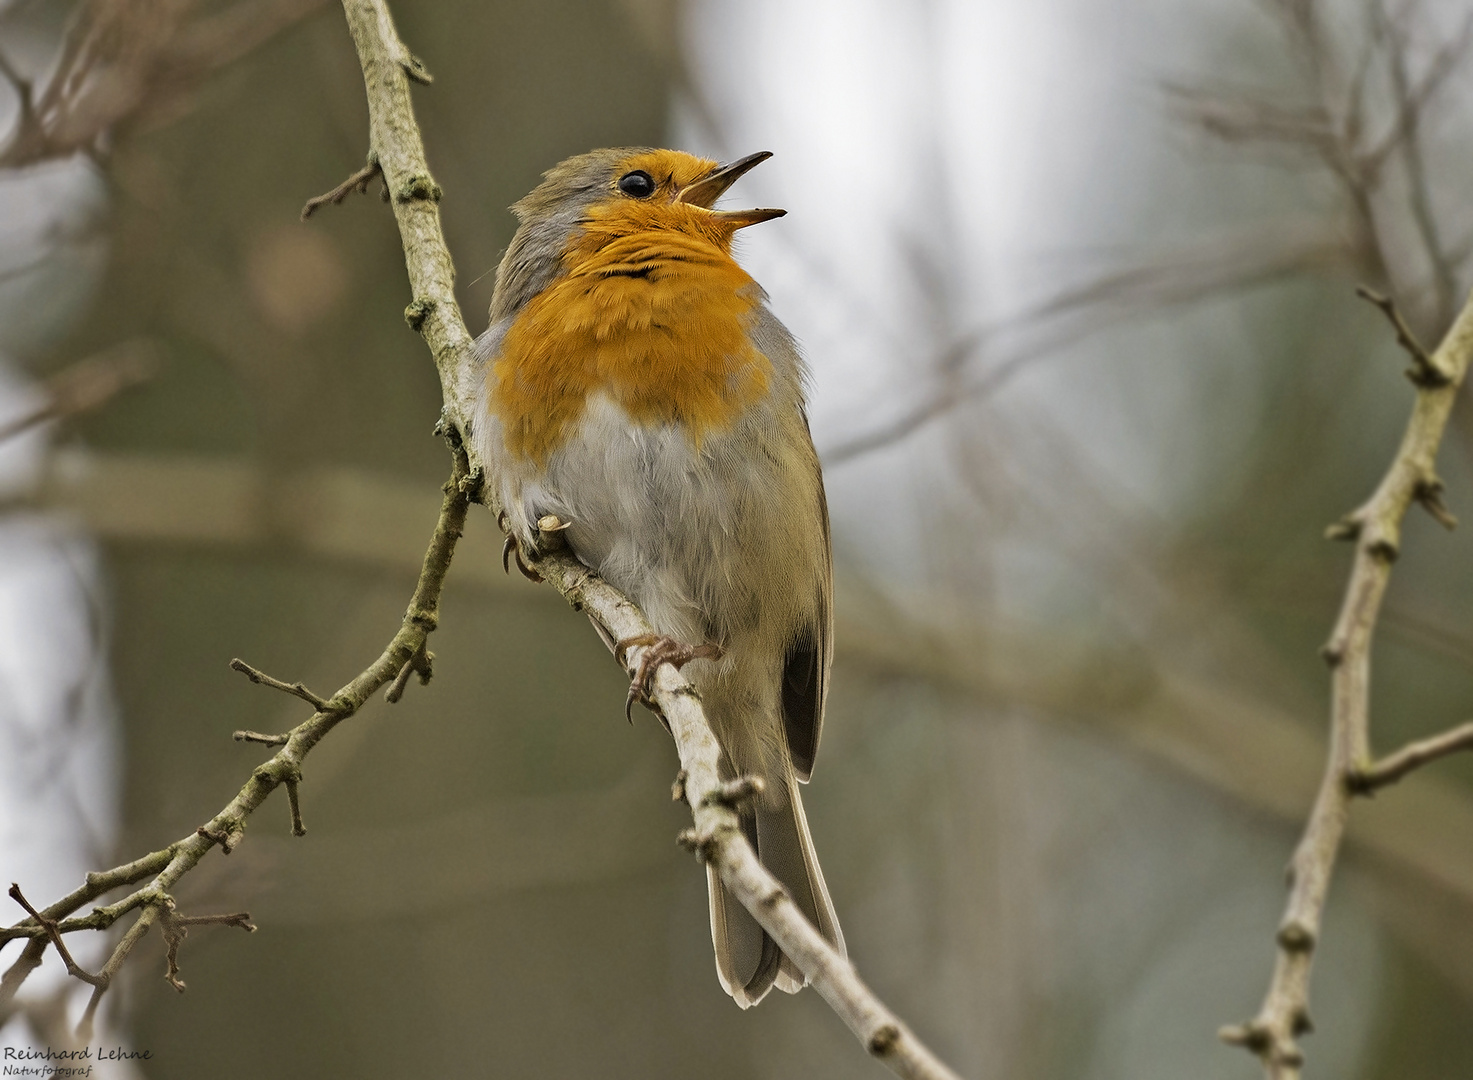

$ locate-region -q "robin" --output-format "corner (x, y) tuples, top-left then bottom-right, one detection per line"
(471, 147), (843, 1006)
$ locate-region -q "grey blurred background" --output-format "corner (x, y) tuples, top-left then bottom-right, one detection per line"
(1, 0), (1472, 1077)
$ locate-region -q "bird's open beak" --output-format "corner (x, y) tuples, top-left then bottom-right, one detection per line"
(677, 151), (786, 228)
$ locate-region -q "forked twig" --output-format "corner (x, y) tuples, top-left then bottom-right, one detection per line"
(1222, 292), (1473, 1078)
(1, 449), (472, 1029)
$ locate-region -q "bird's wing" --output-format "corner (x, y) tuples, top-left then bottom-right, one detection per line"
(780, 413), (832, 783)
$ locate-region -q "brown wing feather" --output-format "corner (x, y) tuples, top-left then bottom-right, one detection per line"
(780, 422), (832, 783)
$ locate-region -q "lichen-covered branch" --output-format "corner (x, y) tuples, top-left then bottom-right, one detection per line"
(337, 2), (963, 1076)
(0, 450), (471, 1033)
(1220, 289), (1473, 1078)
(530, 532), (961, 1080)
(338, 0), (478, 427)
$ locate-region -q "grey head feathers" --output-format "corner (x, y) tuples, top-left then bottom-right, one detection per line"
(487, 147), (655, 325)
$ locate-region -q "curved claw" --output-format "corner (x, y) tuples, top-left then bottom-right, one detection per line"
(513, 545), (543, 583)
(501, 532), (544, 583)
(617, 634), (723, 723)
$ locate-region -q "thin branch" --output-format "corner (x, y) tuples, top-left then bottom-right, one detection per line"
(231, 730), (290, 747)
(76, 905), (159, 1040)
(172, 912), (256, 929)
(1, 849), (171, 1013)
(1, 847), (171, 949)
(1222, 289), (1473, 1079)
(384, 641), (432, 702)
(337, 0), (477, 423)
(336, 3), (964, 1075)
(1355, 285), (1449, 385)
(7, 885), (104, 987)
(0, 450), (471, 1024)
(822, 331), (985, 464)
(228, 657), (331, 711)
(158, 901), (254, 993)
(531, 543), (963, 1080)
(300, 159), (385, 219)
(284, 777), (306, 837)
(1166, 0), (1472, 338)
(0, 939), (47, 1006)
(195, 824), (242, 853)
(1218, 16), (1473, 1074)
(0, 254), (50, 285)
(1349, 720), (1473, 791)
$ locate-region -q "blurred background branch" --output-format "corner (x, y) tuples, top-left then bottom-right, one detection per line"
(0, 340), (156, 444)
(0, 0), (330, 167)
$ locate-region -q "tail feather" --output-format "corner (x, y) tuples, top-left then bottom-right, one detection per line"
(708, 775), (843, 1007)
(708, 864), (783, 1007)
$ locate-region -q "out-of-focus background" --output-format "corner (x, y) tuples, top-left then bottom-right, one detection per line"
(2, 0), (1472, 1076)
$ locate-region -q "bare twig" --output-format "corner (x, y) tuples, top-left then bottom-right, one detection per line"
(1, 450), (471, 1026)
(1214, 18), (1473, 1072)
(384, 641), (432, 702)
(1222, 290), (1473, 1079)
(1355, 285), (1450, 385)
(228, 657), (331, 711)
(2, 847), (170, 1009)
(75, 905), (160, 1040)
(300, 159), (385, 219)
(159, 901), (254, 992)
(1349, 720), (1473, 791)
(284, 776), (306, 837)
(7, 885), (104, 988)
(194, 823), (242, 853)
(1360, 19), (1471, 174)
(231, 730), (290, 747)
(7, 878), (174, 1039)
(534, 552), (963, 1080)
(1414, 477), (1458, 530)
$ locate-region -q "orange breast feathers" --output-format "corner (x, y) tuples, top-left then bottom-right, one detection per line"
(489, 200), (775, 465)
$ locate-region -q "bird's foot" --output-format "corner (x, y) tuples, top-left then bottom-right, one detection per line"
(498, 512), (543, 583)
(615, 634), (724, 722)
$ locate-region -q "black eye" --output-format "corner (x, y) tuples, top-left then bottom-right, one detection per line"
(618, 170), (655, 198)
